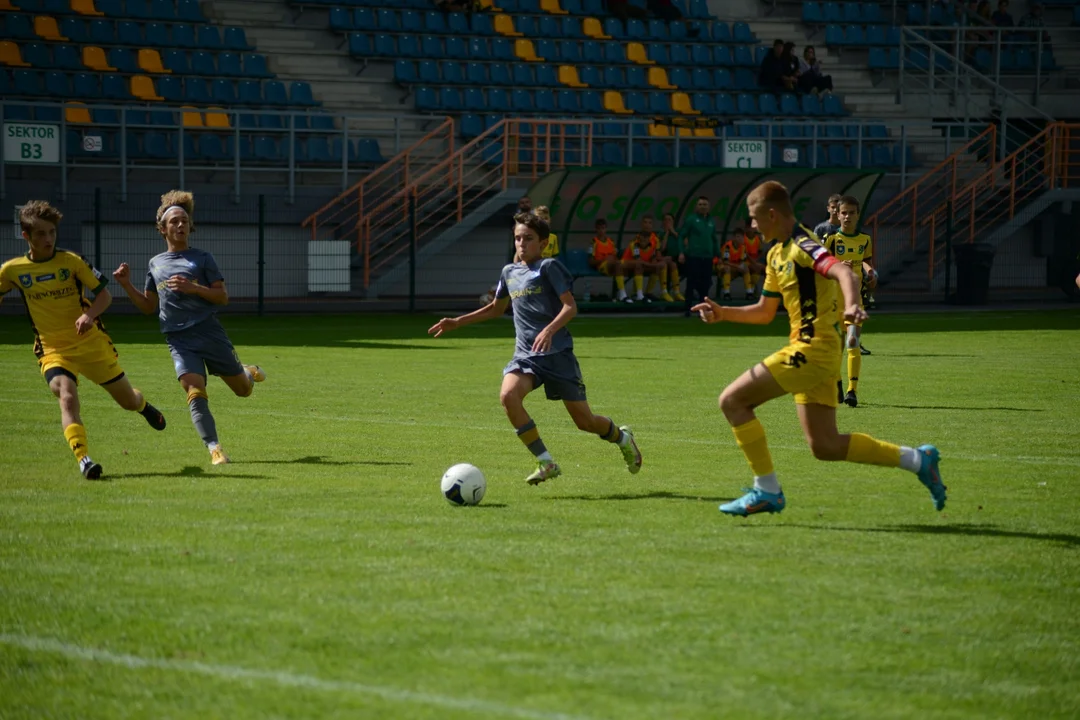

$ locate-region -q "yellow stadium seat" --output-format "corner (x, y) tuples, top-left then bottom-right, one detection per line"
(130, 74), (163, 101)
(541, 0), (568, 13)
(34, 16), (67, 41)
(137, 48), (169, 74)
(647, 67), (675, 90)
(494, 13), (522, 36)
(0, 41), (32, 68)
(675, 126), (691, 137)
(558, 65), (587, 88)
(602, 90), (633, 115)
(693, 127), (716, 137)
(0, 0), (17, 11)
(672, 91), (700, 115)
(582, 17), (610, 39)
(477, 0), (497, 8)
(81, 46), (115, 71)
(627, 42), (654, 65)
(180, 106), (203, 127)
(204, 107), (231, 128)
(513, 38), (543, 62)
(65, 101), (92, 124)
(647, 123), (670, 137)
(70, 0), (104, 16)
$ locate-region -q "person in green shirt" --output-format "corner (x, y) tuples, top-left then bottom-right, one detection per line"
(677, 196), (720, 316)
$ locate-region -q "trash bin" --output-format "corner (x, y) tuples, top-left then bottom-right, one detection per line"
(953, 242), (996, 305)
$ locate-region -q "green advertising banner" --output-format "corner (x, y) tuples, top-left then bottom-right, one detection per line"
(527, 169), (883, 250)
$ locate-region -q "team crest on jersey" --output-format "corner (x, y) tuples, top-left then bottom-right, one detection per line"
(18, 273), (32, 288)
(59, 268), (71, 281)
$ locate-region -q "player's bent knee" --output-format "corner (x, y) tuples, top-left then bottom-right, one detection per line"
(808, 436), (845, 461)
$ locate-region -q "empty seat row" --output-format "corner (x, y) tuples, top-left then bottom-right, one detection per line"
(867, 46), (1058, 71)
(394, 60), (766, 93)
(413, 85), (848, 116)
(4, 103), (337, 130)
(350, 33), (764, 67)
(1, 69), (319, 106)
(0, 42), (273, 78)
(824, 24), (902, 46)
(802, 2), (892, 24)
(11, 0), (206, 22)
(64, 129), (385, 164)
(0, 14), (253, 51)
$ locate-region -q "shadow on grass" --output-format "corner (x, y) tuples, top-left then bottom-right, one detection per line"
(544, 490), (735, 503)
(868, 404), (1044, 413)
(110, 465), (270, 480)
(782, 523), (1080, 548)
(237, 456), (411, 466)
(337, 341), (457, 351)
(880, 353), (977, 358)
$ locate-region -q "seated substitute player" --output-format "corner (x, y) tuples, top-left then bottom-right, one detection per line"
(534, 205), (559, 259)
(741, 227), (766, 298)
(715, 229), (752, 301)
(657, 212), (685, 302)
(428, 212), (642, 485)
(622, 215), (676, 303)
(0, 201), (166, 480)
(587, 218), (631, 303)
(112, 190), (265, 466)
(691, 181), (945, 517)
(824, 195), (874, 406)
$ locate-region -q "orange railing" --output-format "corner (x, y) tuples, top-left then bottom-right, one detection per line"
(301, 117), (455, 251)
(339, 118), (592, 290)
(865, 125), (997, 265)
(922, 122), (1080, 279)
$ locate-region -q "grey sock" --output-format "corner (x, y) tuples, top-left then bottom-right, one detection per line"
(189, 396), (218, 447)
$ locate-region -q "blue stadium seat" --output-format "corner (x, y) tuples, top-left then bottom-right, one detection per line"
(396, 59), (419, 84)
(349, 34), (371, 57)
(802, 93), (824, 115)
(759, 93), (779, 115)
(803, 1), (823, 23)
(712, 68), (732, 89)
(714, 92), (736, 114)
(733, 22), (754, 43)
(423, 10), (446, 33)
(330, 8), (352, 31)
(172, 23), (195, 47)
(626, 18), (646, 40)
(513, 63), (536, 86)
(355, 8), (376, 31)
(535, 39), (556, 61)
(539, 15), (562, 38)
(149, 0), (173, 20)
(465, 61), (487, 85)
(648, 42), (669, 65)
(582, 40), (603, 64)
(398, 35), (421, 58)
(237, 79), (262, 104)
(690, 44), (713, 68)
(842, 2), (862, 22)
(415, 85), (438, 111)
(535, 89), (555, 112)
(558, 40), (583, 64)
(448, 37), (470, 59)
(624, 90), (646, 113)
(603, 17), (625, 39)
(420, 35), (443, 58)
(733, 68), (756, 90)
(401, 10), (422, 33)
(647, 91), (670, 114)
(867, 25), (885, 45)
(734, 45), (754, 67)
(691, 92), (713, 114)
(864, 2), (885, 23)
(561, 16), (583, 37)
(737, 93), (758, 115)
(5, 14), (35, 39)
(447, 11), (469, 34)
(161, 49), (187, 74)
(88, 19), (115, 44)
(144, 132), (174, 159)
(357, 138), (384, 164)
(737, 124), (762, 137)
(257, 112), (282, 130)
(177, 0), (203, 22)
(579, 65), (601, 86)
(197, 26), (222, 50)
(290, 81), (318, 106)
(780, 93), (801, 115)
(670, 20), (688, 40)
(713, 46), (733, 66)
(473, 10), (498, 34)
(690, 67), (711, 90)
(600, 142), (625, 165)
(488, 88), (510, 111)
(192, 51), (217, 76)
(669, 67), (691, 87)
(3, 104), (33, 121)
(712, 21), (732, 43)
(184, 78), (212, 104)
(846, 24), (867, 45)
(557, 89), (580, 113)
(646, 18), (668, 40)
(605, 42), (628, 64)
(491, 38), (513, 61)
(442, 61), (465, 84)
(99, 73), (127, 100)
(372, 34), (396, 57)
(460, 113), (484, 138)
(826, 24), (844, 45)
(829, 144), (853, 167)
(45, 70), (71, 96)
(50, 44), (81, 71)
(376, 7), (399, 31)
(581, 90), (603, 112)
(694, 144), (716, 166)
(212, 78), (238, 104)
(512, 89), (533, 112)
(823, 1), (842, 22)
(670, 44), (690, 66)
(823, 94), (846, 115)
(254, 136), (281, 162)
(243, 54), (271, 78)
(59, 18), (89, 44)
(310, 114), (335, 130)
(21, 43), (51, 68)
(198, 134), (228, 162)
(490, 63), (511, 85)
(537, 63), (557, 86)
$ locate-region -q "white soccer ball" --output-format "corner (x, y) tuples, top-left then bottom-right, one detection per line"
(440, 463), (487, 506)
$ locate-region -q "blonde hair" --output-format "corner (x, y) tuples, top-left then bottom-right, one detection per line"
(156, 190), (195, 233)
(533, 205), (551, 221)
(19, 200), (63, 234)
(746, 181), (794, 217)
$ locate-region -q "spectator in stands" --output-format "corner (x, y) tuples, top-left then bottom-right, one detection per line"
(798, 46), (834, 95)
(535, 206), (559, 259)
(605, 0), (649, 21)
(1018, 2), (1051, 49)
(991, 0), (1014, 26)
(759, 40), (793, 93)
(780, 42), (802, 92)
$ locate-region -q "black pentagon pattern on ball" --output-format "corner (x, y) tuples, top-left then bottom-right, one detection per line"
(444, 482), (466, 506)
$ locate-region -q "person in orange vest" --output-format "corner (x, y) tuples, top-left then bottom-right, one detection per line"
(587, 219), (630, 303)
(741, 226), (766, 298)
(715, 229), (753, 301)
(622, 215), (678, 303)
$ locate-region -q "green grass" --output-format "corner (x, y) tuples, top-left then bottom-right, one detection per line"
(1, 310), (1079, 719)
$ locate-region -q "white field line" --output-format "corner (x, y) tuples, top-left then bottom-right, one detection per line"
(0, 633), (591, 720)
(1, 398), (1077, 468)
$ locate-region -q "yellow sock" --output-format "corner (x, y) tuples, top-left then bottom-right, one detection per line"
(732, 418), (774, 477)
(846, 432), (900, 467)
(186, 387), (208, 403)
(669, 266), (679, 290)
(722, 271), (731, 291)
(742, 271), (751, 290)
(658, 266), (668, 287)
(633, 274), (643, 293)
(134, 390), (147, 413)
(614, 274), (626, 291)
(646, 274), (659, 294)
(847, 347), (862, 393)
(63, 423), (89, 461)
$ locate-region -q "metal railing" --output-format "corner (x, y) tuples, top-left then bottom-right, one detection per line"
(0, 100), (442, 202)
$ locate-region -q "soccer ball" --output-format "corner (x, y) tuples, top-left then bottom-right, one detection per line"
(440, 463), (487, 506)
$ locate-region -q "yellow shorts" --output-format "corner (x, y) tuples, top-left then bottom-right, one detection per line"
(762, 340), (841, 407)
(39, 335), (124, 386)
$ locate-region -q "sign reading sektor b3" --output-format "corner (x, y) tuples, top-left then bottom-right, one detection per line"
(3, 123), (60, 164)
(723, 140), (767, 169)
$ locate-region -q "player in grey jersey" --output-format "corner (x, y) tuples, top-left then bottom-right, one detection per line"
(113, 190), (266, 466)
(428, 212), (642, 485)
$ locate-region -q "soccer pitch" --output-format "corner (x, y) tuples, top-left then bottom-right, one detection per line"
(1, 310), (1078, 719)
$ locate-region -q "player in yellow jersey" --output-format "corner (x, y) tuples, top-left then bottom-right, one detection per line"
(0, 201), (167, 480)
(691, 181), (945, 516)
(824, 195), (874, 407)
(534, 206), (560, 259)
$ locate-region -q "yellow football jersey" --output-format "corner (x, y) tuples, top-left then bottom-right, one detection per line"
(824, 231), (873, 280)
(542, 232), (560, 258)
(762, 225), (843, 346)
(0, 249), (109, 356)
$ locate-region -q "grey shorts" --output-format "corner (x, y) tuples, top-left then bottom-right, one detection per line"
(504, 350), (587, 402)
(165, 317), (244, 379)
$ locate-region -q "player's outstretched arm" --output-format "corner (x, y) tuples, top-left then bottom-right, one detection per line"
(827, 262), (869, 325)
(76, 287), (112, 334)
(428, 296), (510, 337)
(112, 263), (159, 315)
(693, 294), (779, 325)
